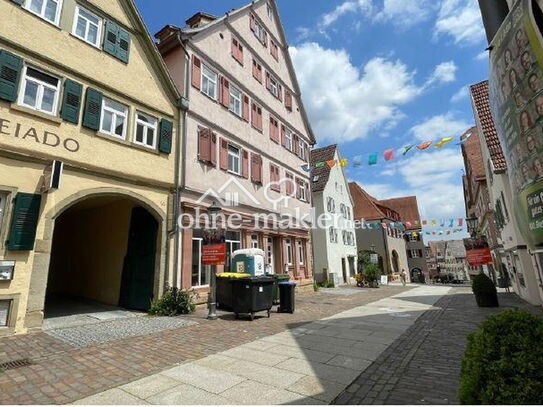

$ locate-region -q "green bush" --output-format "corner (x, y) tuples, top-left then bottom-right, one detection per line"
(313, 282), (319, 292)
(471, 273), (499, 307)
(459, 310), (543, 404)
(149, 287), (197, 316)
(365, 264), (381, 287)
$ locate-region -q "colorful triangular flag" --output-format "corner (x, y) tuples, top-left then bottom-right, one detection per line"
(340, 158), (348, 167)
(384, 149), (395, 161)
(402, 145), (414, 156)
(417, 141), (432, 150)
(434, 137), (453, 148)
(315, 162), (325, 168)
(326, 160), (336, 168)
(369, 153), (378, 166)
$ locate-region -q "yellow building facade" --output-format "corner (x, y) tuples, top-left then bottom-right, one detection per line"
(0, 0), (181, 335)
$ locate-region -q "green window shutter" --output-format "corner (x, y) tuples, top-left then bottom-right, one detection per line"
(60, 79), (83, 124)
(6, 193), (42, 251)
(0, 50), (23, 103)
(158, 119), (173, 154)
(82, 88), (103, 130)
(103, 20), (120, 58)
(117, 28), (131, 63)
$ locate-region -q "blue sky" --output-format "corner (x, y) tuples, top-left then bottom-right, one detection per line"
(136, 0), (489, 241)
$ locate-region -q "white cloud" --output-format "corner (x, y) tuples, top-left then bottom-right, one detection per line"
(409, 112), (472, 142)
(290, 42), (424, 143)
(475, 50), (488, 61)
(359, 150), (467, 222)
(450, 86), (469, 103)
(434, 0), (485, 45)
(425, 61), (458, 87)
(320, 0), (372, 28)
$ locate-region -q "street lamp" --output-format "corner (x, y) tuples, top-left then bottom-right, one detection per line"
(466, 217), (479, 236)
(207, 200), (222, 320)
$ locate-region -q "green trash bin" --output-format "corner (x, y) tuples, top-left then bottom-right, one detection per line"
(271, 274), (290, 304)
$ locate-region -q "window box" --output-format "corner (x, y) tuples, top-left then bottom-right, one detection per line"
(18, 66), (60, 115)
(72, 6), (102, 47)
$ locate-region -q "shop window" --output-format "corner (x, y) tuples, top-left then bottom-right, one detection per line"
(100, 97), (128, 139)
(73, 5), (102, 47)
(191, 231), (209, 287)
(134, 111), (157, 149)
(19, 66), (60, 115)
(225, 231), (241, 272)
(285, 238), (293, 265)
(24, 0), (63, 25)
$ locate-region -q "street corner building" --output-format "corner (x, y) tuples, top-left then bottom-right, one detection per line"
(310, 144), (357, 286)
(348, 182), (411, 283)
(155, 0), (316, 294)
(0, 0), (181, 335)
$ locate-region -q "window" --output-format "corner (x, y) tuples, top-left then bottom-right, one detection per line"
(100, 97), (128, 139)
(270, 76), (279, 97)
(225, 231), (241, 273)
(228, 144), (241, 175)
(251, 234), (259, 249)
(284, 128), (293, 151)
(254, 20), (266, 44)
(329, 227), (338, 243)
(285, 239), (293, 265)
(410, 249), (420, 258)
(229, 85), (242, 117)
(299, 180), (307, 201)
(0, 300), (11, 327)
(134, 112), (157, 149)
(409, 234), (418, 242)
(191, 232), (209, 287)
(298, 241), (305, 265)
(19, 66), (60, 115)
(24, 0), (62, 25)
(0, 192), (7, 234)
(327, 197), (335, 213)
(72, 6), (102, 47)
(299, 140), (307, 160)
(201, 63), (217, 99)
(267, 2), (273, 19)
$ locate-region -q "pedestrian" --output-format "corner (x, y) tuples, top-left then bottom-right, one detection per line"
(400, 269), (407, 286)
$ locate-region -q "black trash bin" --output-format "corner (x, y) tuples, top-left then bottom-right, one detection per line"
(271, 274), (290, 304)
(216, 273), (250, 310)
(278, 281), (296, 313)
(231, 276), (274, 320)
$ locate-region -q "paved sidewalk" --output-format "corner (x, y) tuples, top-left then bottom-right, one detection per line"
(334, 287), (543, 405)
(74, 285), (451, 405)
(0, 285), (409, 404)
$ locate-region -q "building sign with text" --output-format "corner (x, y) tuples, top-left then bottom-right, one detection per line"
(489, 0), (543, 249)
(464, 237), (494, 266)
(202, 229), (226, 266)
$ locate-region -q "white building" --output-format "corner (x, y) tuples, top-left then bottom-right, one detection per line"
(310, 145), (357, 285)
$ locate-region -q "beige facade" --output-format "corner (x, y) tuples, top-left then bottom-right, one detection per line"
(157, 0), (315, 292)
(0, 0), (180, 335)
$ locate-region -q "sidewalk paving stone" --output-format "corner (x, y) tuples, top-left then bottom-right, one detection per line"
(145, 384), (233, 405)
(160, 363), (245, 394)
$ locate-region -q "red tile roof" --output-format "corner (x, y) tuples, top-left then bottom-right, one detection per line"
(470, 80), (507, 171)
(310, 144), (337, 193)
(348, 183), (400, 221)
(462, 126), (486, 180)
(380, 196), (421, 230)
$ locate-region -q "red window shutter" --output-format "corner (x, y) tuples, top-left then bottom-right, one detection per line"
(251, 153), (262, 184)
(278, 84), (283, 101)
(242, 95), (250, 121)
(296, 178), (302, 199)
(270, 117), (279, 143)
(251, 102), (257, 128)
(293, 134), (300, 156)
(265, 72), (271, 91)
(257, 106), (263, 131)
(257, 64), (262, 82)
(285, 91), (292, 110)
(191, 55), (201, 90)
(252, 60), (258, 80)
(219, 138), (228, 171)
(210, 131), (217, 166)
(231, 38), (237, 61)
(238, 42), (244, 64)
(242, 150), (249, 179)
(286, 172), (293, 195)
(220, 77), (230, 108)
(197, 127), (209, 162)
(263, 31), (268, 47)
(281, 124), (287, 147)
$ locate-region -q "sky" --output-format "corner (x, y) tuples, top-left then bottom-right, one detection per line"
(135, 0), (490, 242)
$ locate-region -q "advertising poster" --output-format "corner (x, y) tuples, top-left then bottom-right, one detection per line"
(202, 229), (226, 266)
(488, 0), (543, 249)
(464, 237), (494, 266)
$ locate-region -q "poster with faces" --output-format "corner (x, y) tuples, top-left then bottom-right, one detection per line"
(489, 0), (543, 248)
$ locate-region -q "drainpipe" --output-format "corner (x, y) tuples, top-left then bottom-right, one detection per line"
(478, 0), (510, 45)
(381, 220), (392, 275)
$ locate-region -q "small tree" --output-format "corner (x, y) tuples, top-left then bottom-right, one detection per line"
(364, 264), (381, 288)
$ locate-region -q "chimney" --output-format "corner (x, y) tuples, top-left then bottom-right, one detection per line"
(154, 25), (178, 43)
(185, 12), (217, 29)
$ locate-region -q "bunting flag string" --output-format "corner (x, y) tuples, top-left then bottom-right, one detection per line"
(360, 218), (466, 232)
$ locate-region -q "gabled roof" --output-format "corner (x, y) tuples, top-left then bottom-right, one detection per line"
(470, 80), (507, 172)
(159, 0), (316, 144)
(380, 196), (421, 230)
(310, 144), (337, 193)
(348, 183), (400, 221)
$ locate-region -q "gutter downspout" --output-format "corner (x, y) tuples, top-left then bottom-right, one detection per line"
(382, 219), (392, 275)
